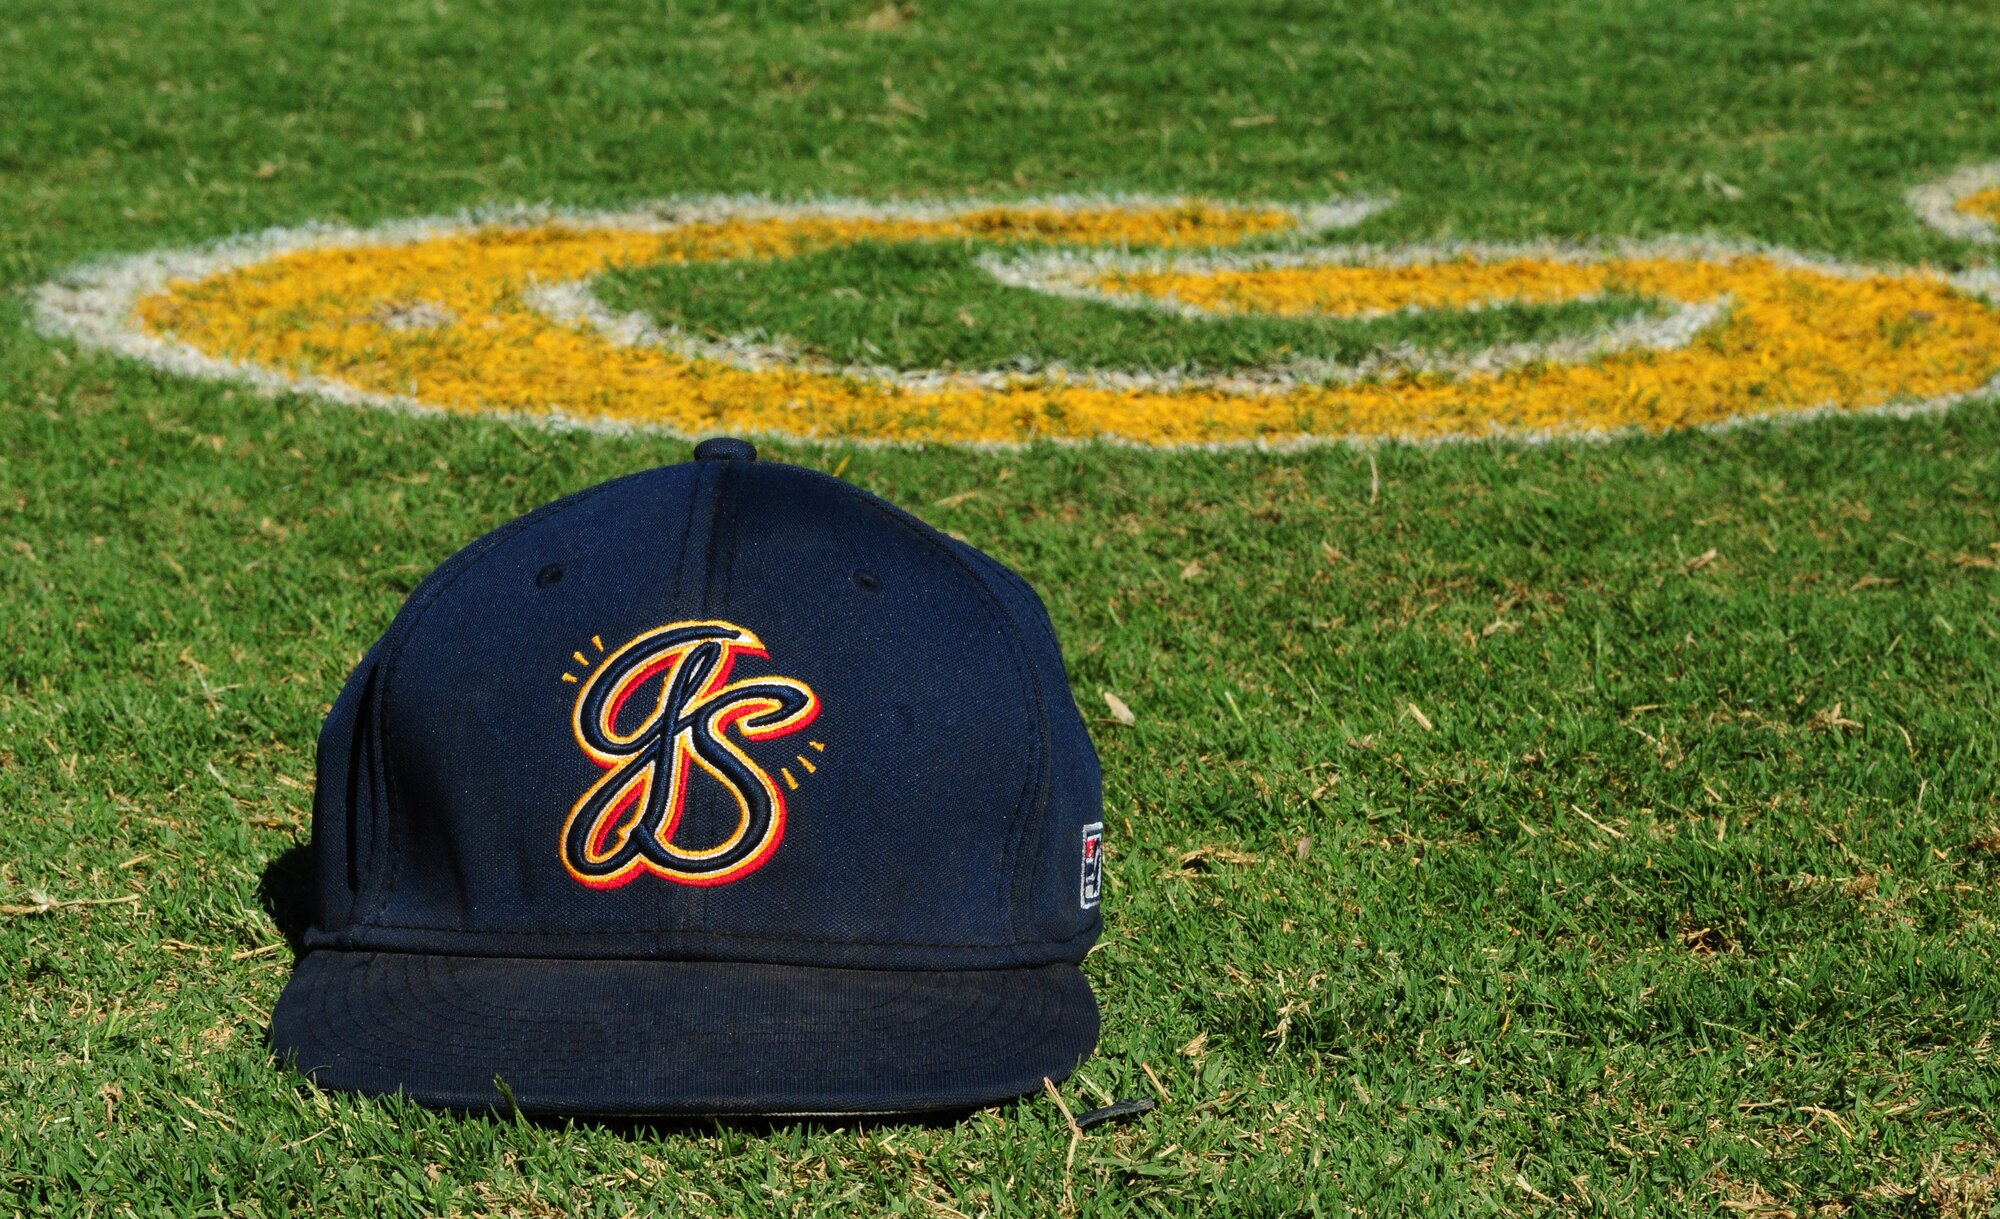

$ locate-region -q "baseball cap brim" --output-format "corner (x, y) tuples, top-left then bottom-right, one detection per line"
(269, 950), (1099, 1116)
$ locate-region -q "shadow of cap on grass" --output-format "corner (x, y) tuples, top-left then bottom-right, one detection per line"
(257, 843), (315, 959)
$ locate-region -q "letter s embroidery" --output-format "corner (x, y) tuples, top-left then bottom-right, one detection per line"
(560, 620), (820, 889)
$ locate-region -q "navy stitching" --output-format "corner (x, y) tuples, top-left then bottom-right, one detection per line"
(785, 468), (1045, 954)
(332, 918), (1101, 953)
(360, 472), (651, 925)
(349, 463), (1049, 954)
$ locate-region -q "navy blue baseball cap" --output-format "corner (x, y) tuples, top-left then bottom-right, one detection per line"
(270, 438), (1105, 1116)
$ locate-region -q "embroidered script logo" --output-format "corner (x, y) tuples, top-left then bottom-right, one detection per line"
(560, 620), (821, 889)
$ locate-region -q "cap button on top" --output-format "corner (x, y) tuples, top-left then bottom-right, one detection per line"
(693, 436), (758, 462)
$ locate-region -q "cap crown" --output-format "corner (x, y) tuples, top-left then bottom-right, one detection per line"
(307, 458), (1102, 971)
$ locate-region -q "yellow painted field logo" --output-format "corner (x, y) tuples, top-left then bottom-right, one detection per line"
(33, 188), (2000, 446)
(1910, 161), (2000, 246)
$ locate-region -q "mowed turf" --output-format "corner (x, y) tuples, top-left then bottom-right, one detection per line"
(594, 242), (1669, 374)
(5, 0), (2000, 1213)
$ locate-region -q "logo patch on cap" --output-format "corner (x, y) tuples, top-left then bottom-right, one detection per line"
(560, 619), (821, 890)
(1080, 822), (1105, 909)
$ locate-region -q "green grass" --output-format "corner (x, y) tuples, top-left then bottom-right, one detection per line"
(5, 0), (2000, 1214)
(595, 241), (1665, 373)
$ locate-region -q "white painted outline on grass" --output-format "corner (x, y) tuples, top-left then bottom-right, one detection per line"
(539, 235), (2000, 412)
(1909, 162), (2000, 244)
(534, 245), (1728, 392)
(977, 242), (1733, 384)
(26, 195), (2000, 450)
(28, 194), (1384, 440)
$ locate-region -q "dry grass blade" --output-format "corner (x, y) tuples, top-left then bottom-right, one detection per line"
(1571, 804), (1626, 839)
(1807, 702), (1863, 732)
(1043, 1076), (1083, 1206)
(1179, 844), (1259, 869)
(853, 2), (917, 31)
(0, 891), (141, 917)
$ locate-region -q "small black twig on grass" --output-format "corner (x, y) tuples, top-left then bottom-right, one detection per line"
(1075, 1097), (1156, 1130)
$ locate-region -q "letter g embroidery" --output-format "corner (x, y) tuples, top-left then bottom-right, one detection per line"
(561, 620), (819, 889)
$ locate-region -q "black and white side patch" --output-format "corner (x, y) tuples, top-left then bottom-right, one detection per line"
(1080, 822), (1105, 909)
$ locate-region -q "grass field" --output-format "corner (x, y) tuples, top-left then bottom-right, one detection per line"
(5, 0), (2000, 1213)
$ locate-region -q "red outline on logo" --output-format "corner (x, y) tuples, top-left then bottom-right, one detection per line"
(561, 621), (819, 890)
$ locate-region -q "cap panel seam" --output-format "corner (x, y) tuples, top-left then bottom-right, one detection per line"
(354, 472), (650, 930)
(956, 548), (1069, 937)
(782, 468), (1044, 953)
(676, 461), (721, 933)
(343, 658), (384, 913)
(346, 461), (1048, 957)
(709, 460), (743, 610)
(672, 461), (722, 613)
